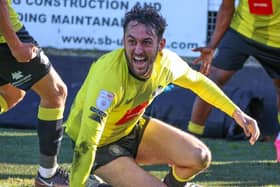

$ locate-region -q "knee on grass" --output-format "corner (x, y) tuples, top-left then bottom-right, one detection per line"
(191, 146), (212, 171)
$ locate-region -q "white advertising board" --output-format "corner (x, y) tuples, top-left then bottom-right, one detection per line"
(12, 0), (208, 57)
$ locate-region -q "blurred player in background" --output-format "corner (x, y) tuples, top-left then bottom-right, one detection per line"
(0, 0), (68, 186)
(188, 0), (280, 162)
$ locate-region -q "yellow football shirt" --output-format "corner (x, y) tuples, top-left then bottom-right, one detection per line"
(230, 0), (280, 48)
(65, 48), (237, 186)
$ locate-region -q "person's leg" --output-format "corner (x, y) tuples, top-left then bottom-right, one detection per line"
(31, 66), (67, 178)
(188, 67), (236, 136)
(90, 119), (164, 187)
(0, 84), (25, 113)
(273, 79), (280, 162)
(0, 64), (68, 187)
(95, 157), (166, 187)
(188, 29), (249, 136)
(1, 26), (68, 185)
(251, 39), (280, 162)
(273, 79), (280, 126)
(136, 118), (211, 187)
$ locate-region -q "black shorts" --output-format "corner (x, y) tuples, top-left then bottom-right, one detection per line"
(213, 28), (280, 79)
(0, 26), (51, 91)
(92, 116), (150, 171)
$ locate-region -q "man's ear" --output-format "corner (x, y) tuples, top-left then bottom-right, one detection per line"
(159, 38), (166, 51)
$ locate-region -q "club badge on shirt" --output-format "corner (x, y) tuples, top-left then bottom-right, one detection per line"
(96, 90), (114, 111)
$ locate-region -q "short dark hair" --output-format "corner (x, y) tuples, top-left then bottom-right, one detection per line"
(123, 5), (167, 39)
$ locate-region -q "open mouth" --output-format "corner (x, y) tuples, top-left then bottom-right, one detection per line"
(133, 56), (147, 70)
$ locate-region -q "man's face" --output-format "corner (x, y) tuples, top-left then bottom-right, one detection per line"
(124, 21), (165, 80)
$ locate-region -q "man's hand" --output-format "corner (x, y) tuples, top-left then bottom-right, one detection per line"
(232, 108), (260, 145)
(10, 42), (37, 63)
(192, 47), (215, 76)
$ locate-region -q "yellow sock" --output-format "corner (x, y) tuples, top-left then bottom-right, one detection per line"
(187, 121), (205, 135)
(172, 166), (195, 182)
(0, 95), (8, 114)
(38, 106), (64, 120)
(278, 112), (280, 125)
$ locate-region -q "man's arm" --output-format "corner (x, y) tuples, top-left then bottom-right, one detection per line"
(232, 108), (260, 145)
(173, 68), (260, 145)
(0, 0), (36, 62)
(70, 119), (103, 187)
(207, 0), (235, 49)
(0, 0), (21, 48)
(192, 0), (236, 75)
(69, 78), (114, 186)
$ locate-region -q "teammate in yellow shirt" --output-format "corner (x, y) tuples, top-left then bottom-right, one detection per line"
(188, 0), (280, 162)
(0, 0), (68, 186)
(65, 5), (260, 187)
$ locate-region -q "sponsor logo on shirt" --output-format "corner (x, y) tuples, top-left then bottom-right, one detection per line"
(116, 101), (149, 125)
(248, 0), (273, 15)
(90, 106), (106, 118)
